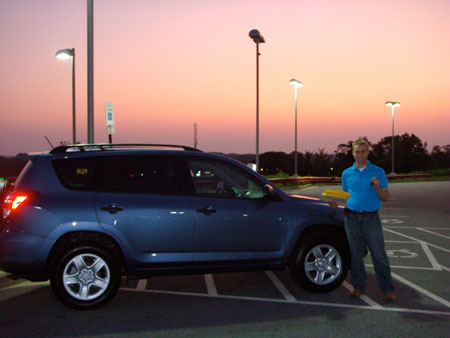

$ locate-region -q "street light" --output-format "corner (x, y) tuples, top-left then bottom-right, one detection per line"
(385, 101), (400, 174)
(56, 48), (76, 144)
(249, 29), (265, 172)
(290, 79), (303, 177)
(87, 0), (94, 143)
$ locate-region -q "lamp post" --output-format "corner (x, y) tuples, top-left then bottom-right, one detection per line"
(249, 29), (265, 172)
(87, 0), (94, 143)
(56, 48), (76, 144)
(290, 79), (303, 177)
(385, 101), (400, 174)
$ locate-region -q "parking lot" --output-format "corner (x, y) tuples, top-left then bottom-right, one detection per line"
(1, 181), (449, 337)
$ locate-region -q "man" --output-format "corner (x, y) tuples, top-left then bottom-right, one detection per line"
(342, 137), (396, 301)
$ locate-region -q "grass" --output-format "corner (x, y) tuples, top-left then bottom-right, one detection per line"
(388, 175), (450, 183)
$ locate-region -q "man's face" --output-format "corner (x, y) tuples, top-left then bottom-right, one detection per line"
(353, 144), (369, 166)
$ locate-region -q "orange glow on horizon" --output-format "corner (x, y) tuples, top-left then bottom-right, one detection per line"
(0, 0), (449, 156)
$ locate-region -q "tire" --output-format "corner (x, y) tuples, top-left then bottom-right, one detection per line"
(50, 245), (121, 310)
(290, 234), (349, 293)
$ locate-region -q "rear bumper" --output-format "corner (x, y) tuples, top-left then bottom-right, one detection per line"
(0, 231), (51, 281)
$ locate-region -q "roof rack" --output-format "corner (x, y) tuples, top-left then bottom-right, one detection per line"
(49, 144), (201, 154)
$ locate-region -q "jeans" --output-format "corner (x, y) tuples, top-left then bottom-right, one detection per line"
(344, 211), (395, 294)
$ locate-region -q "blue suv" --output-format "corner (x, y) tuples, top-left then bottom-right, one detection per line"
(0, 144), (349, 309)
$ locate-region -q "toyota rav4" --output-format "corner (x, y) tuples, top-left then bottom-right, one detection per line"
(0, 144), (349, 309)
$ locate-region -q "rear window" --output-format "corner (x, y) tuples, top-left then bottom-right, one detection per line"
(53, 157), (98, 191)
(53, 154), (193, 194)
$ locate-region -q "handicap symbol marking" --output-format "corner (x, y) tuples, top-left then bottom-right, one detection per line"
(386, 249), (418, 258)
(382, 219), (404, 224)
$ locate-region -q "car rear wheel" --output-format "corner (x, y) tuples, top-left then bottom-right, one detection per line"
(50, 245), (121, 310)
(290, 234), (349, 293)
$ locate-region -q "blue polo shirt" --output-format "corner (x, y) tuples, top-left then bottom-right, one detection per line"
(342, 161), (388, 212)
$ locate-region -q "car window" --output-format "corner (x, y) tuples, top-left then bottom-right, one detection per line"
(53, 157), (98, 191)
(99, 155), (191, 195)
(187, 158), (264, 199)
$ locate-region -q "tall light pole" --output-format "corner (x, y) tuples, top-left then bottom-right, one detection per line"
(290, 79), (303, 177)
(87, 0), (94, 143)
(249, 29), (265, 172)
(385, 101), (400, 174)
(56, 48), (76, 144)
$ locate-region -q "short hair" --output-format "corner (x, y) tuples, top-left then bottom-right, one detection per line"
(352, 137), (369, 151)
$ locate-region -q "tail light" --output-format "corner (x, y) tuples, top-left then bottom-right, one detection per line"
(2, 191), (37, 219)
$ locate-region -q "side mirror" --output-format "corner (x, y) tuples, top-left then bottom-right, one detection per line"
(263, 184), (275, 200)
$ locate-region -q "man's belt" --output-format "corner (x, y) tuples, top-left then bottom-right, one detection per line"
(344, 208), (377, 215)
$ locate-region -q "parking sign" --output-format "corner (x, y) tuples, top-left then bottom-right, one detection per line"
(105, 102), (115, 135)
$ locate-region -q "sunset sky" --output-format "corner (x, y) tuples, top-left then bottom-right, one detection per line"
(1, 0), (449, 156)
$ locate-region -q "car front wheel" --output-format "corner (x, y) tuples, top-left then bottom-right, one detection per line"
(290, 234), (349, 293)
(50, 245), (121, 310)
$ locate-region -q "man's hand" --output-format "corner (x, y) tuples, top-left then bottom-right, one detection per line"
(371, 177), (389, 202)
(370, 177), (380, 189)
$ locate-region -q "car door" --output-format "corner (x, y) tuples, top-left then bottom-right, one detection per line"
(187, 157), (288, 262)
(95, 155), (194, 266)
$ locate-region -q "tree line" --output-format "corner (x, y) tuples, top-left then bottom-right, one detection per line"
(1, 133), (449, 179)
(232, 133), (450, 177)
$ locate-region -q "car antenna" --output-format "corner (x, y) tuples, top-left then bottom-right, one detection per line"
(44, 136), (55, 148)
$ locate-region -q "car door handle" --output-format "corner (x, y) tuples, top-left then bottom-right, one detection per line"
(101, 203), (123, 214)
(196, 206), (216, 215)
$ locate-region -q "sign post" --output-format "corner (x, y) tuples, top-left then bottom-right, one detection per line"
(105, 102), (115, 143)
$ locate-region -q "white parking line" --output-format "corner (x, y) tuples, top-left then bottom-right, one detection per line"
(389, 227), (449, 230)
(265, 270), (296, 301)
(391, 272), (450, 309)
(204, 274), (218, 296)
(416, 228), (450, 240)
(439, 265), (450, 273)
(120, 287), (450, 316)
(384, 228), (450, 254)
(0, 281), (49, 303)
(366, 265), (441, 271)
(385, 240), (418, 243)
(420, 242), (442, 270)
(136, 279), (147, 291)
(367, 227), (450, 309)
(428, 227), (450, 230)
(380, 215), (410, 218)
(2, 280), (49, 290)
(341, 281), (382, 309)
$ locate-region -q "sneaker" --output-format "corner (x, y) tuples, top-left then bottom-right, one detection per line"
(384, 292), (396, 302)
(350, 289), (366, 298)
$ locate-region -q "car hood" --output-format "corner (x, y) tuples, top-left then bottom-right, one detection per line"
(288, 193), (345, 220)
